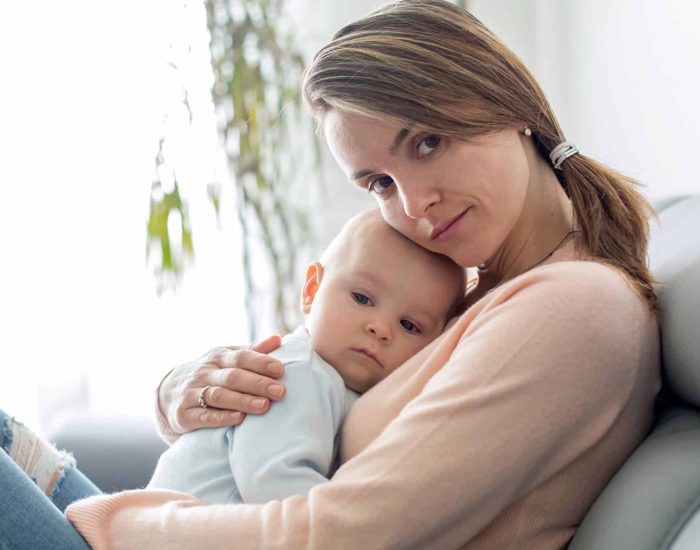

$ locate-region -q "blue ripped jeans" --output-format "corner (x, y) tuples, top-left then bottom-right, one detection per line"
(0, 409), (101, 550)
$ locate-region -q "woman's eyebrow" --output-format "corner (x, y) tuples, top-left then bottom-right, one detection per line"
(350, 128), (410, 181)
(389, 128), (410, 154)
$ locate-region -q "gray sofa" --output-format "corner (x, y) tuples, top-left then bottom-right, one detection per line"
(50, 194), (700, 547)
(48, 412), (166, 492)
(570, 194), (700, 549)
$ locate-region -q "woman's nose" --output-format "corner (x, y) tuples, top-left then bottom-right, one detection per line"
(365, 320), (392, 343)
(396, 180), (439, 219)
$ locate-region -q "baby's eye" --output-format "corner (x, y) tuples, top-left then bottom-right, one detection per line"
(417, 134), (441, 157)
(368, 176), (394, 195)
(352, 292), (373, 306)
(400, 319), (421, 334)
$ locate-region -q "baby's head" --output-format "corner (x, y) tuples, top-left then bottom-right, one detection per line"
(301, 209), (466, 393)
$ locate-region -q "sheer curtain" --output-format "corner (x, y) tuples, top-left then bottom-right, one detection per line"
(0, 1), (247, 431)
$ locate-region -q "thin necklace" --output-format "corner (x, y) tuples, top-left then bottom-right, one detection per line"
(479, 229), (578, 296)
(521, 229), (577, 272)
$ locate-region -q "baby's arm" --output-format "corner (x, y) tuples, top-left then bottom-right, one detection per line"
(228, 361), (341, 503)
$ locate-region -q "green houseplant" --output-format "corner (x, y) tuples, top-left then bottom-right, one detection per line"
(147, 0), (321, 340)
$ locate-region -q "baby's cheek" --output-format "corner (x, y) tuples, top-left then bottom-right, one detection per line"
(386, 344), (422, 374)
(307, 327), (337, 365)
(406, 337), (437, 364)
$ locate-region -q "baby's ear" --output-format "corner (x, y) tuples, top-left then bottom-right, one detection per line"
(301, 262), (324, 314)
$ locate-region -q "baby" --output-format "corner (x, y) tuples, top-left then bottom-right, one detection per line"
(148, 208), (466, 504)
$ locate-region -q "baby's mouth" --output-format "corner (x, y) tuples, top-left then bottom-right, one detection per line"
(351, 348), (383, 368)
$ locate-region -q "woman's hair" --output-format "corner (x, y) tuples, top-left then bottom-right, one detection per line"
(302, 0), (657, 311)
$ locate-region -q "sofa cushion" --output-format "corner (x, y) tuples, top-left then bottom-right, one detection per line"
(48, 412), (167, 492)
(648, 195), (700, 408)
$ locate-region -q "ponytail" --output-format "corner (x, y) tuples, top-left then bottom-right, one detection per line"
(562, 154), (658, 311)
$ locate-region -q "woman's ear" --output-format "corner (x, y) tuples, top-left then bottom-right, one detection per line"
(301, 262), (324, 314)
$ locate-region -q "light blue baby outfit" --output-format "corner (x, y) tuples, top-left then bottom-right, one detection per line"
(147, 326), (359, 505)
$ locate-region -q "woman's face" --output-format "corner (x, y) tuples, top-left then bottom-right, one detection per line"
(323, 110), (531, 268)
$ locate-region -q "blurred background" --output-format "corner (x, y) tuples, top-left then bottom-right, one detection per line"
(0, 0), (698, 434)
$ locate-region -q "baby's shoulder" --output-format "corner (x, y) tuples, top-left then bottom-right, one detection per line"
(280, 359), (355, 423)
(270, 327), (313, 362)
(275, 354), (345, 392)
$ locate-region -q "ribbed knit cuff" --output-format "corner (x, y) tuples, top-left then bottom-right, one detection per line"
(65, 490), (200, 550)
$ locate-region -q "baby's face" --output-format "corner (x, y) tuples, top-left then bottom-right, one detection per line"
(305, 227), (463, 393)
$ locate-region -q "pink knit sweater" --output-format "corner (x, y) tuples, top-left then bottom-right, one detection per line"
(66, 259), (660, 549)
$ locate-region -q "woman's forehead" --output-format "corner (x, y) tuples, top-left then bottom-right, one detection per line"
(324, 110), (392, 143)
(323, 110), (408, 172)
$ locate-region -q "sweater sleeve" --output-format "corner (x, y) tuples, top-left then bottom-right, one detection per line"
(230, 361), (339, 503)
(66, 265), (651, 550)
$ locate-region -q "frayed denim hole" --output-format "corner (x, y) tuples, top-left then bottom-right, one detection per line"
(1, 416), (14, 453)
(49, 469), (67, 500)
(48, 452), (76, 501)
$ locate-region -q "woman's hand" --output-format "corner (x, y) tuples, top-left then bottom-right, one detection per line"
(158, 335), (286, 434)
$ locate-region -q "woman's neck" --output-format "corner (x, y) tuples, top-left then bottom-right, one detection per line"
(477, 145), (575, 292)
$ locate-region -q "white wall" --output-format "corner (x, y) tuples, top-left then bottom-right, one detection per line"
(469, 0), (700, 199)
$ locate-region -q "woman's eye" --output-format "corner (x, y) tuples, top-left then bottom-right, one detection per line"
(417, 134), (441, 157)
(368, 176), (394, 195)
(400, 319), (421, 334)
(352, 292), (373, 306)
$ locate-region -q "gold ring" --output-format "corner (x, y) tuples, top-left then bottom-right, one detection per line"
(198, 385), (212, 409)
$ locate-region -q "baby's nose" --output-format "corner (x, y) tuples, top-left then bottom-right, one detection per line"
(365, 320), (392, 343)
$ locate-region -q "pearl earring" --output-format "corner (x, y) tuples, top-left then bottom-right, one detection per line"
(523, 128), (532, 137)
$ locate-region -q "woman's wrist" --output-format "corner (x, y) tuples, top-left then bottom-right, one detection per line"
(156, 367), (175, 419)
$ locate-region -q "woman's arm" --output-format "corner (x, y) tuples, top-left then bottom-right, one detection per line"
(68, 264), (659, 549)
(156, 336), (286, 441)
(156, 317), (466, 441)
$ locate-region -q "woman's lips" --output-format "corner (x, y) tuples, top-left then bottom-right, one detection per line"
(431, 208), (470, 242)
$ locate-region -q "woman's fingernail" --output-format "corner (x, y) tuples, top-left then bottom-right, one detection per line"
(252, 398), (266, 409)
(267, 362), (283, 376)
(231, 412), (243, 423)
(268, 384), (284, 398)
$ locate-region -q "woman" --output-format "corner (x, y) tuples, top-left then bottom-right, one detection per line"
(2, 1), (660, 548)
